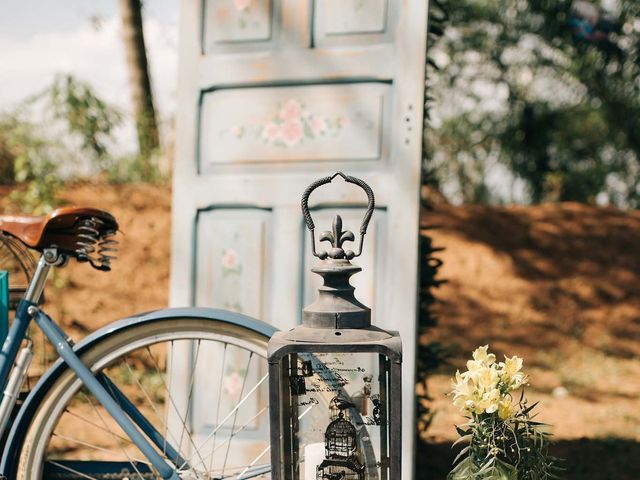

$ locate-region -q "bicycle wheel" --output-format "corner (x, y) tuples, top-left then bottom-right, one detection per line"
(16, 316), (273, 480)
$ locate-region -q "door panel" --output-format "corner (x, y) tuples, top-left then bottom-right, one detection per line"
(195, 207), (272, 317)
(313, 0), (395, 46)
(203, 0), (276, 52)
(199, 83), (390, 170)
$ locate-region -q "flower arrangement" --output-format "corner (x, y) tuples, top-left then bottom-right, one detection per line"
(448, 346), (561, 479)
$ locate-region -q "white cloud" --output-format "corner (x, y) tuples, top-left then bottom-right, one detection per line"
(0, 16), (178, 152)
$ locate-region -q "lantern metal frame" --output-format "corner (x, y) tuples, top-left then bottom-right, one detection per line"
(267, 173), (403, 480)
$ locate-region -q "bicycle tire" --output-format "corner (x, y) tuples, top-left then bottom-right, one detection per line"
(16, 316), (273, 480)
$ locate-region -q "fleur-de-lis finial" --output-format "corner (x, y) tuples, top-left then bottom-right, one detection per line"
(319, 215), (356, 260)
(301, 172), (375, 261)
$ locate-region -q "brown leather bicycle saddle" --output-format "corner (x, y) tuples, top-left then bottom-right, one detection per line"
(0, 207), (118, 254)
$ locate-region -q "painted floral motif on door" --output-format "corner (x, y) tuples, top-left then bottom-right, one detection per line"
(220, 247), (243, 312)
(228, 99), (355, 148)
(200, 83), (389, 167)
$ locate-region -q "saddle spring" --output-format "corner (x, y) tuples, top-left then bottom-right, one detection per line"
(75, 217), (118, 271)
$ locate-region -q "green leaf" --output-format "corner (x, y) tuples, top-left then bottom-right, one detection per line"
(452, 445), (471, 465)
(452, 434), (472, 447)
(447, 456), (478, 480)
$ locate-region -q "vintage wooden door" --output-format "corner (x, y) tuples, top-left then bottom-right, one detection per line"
(170, 1), (428, 478)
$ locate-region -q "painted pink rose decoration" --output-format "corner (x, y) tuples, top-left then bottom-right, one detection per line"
(338, 116), (351, 128)
(221, 249), (239, 270)
(232, 98), (358, 148)
(261, 122), (281, 142)
(278, 99), (302, 121)
(281, 119), (304, 146)
(309, 115), (327, 135)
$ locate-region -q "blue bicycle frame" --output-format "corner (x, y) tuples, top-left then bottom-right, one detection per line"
(0, 251), (184, 480)
(0, 248), (278, 480)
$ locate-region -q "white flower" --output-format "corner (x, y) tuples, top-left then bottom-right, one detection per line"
(465, 359), (485, 375)
(499, 355), (528, 391)
(479, 388), (501, 414)
(500, 355), (523, 378)
(477, 365), (500, 392)
(472, 345), (496, 366)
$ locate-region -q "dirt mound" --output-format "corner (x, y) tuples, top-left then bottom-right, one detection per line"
(422, 203), (640, 361)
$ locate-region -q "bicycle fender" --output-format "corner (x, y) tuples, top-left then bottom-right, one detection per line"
(0, 307), (278, 477)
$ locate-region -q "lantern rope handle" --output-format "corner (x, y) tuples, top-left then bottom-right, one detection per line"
(301, 172), (375, 259)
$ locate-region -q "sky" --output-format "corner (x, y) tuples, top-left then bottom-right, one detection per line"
(0, 0), (179, 151)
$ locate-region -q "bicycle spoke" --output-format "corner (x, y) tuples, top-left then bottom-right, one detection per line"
(236, 444), (271, 479)
(46, 460), (99, 480)
(178, 339), (204, 466)
(145, 343), (203, 467)
(208, 342), (228, 473)
(207, 462), (270, 479)
(80, 391), (148, 480)
(52, 433), (150, 465)
(187, 372), (269, 466)
(200, 405), (268, 468)
(236, 404), (316, 480)
(122, 358), (165, 428)
(220, 352), (254, 476)
(63, 408), (133, 445)
(121, 350), (191, 462)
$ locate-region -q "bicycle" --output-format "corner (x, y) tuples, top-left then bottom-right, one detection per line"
(0, 206), (277, 479)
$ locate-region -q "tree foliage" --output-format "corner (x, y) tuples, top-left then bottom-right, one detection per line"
(0, 74), (167, 213)
(49, 75), (122, 171)
(426, 0), (640, 206)
(0, 75), (124, 212)
(0, 115), (62, 213)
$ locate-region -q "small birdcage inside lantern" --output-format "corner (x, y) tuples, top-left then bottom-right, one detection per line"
(268, 173), (402, 480)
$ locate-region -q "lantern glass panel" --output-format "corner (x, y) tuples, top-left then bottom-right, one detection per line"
(278, 351), (391, 480)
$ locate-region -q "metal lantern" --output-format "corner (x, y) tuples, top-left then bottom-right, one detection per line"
(268, 173), (402, 480)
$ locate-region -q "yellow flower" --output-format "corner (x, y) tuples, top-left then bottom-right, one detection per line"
(498, 398), (516, 419)
(501, 355), (523, 378)
(477, 365), (499, 392)
(452, 371), (475, 398)
(499, 355), (528, 391)
(450, 346), (531, 416)
(472, 345), (496, 366)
